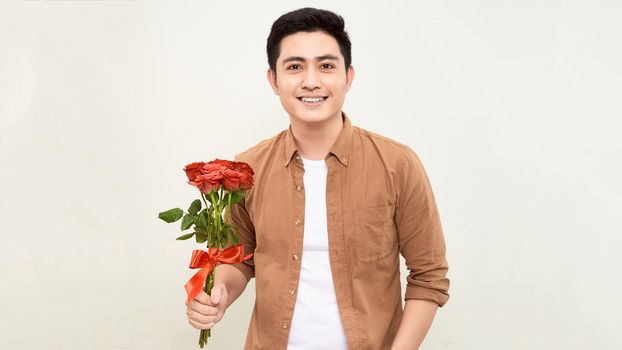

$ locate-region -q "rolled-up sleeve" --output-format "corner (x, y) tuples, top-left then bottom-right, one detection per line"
(227, 191), (256, 282)
(395, 146), (450, 307)
(221, 154), (257, 282)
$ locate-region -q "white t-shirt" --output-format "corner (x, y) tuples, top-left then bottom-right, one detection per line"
(286, 156), (348, 350)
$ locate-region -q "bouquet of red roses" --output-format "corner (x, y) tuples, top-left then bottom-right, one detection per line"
(158, 159), (254, 347)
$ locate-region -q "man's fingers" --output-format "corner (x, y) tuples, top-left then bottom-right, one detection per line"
(205, 296), (216, 307)
(184, 284), (228, 331)
(187, 307), (217, 330)
(212, 291), (220, 304)
(189, 290), (218, 307)
(193, 290), (210, 304)
(187, 307), (218, 324)
(206, 292), (226, 307)
(187, 302), (218, 317)
(185, 288), (226, 330)
(210, 284), (225, 304)
(188, 318), (216, 330)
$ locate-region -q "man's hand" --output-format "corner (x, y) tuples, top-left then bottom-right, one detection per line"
(185, 282), (229, 330)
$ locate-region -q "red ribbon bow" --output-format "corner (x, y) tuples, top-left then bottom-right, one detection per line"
(184, 244), (253, 303)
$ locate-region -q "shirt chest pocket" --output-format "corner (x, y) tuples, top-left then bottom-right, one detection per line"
(353, 205), (396, 262)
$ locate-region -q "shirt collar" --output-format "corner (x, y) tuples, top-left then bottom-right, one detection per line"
(283, 111), (353, 168)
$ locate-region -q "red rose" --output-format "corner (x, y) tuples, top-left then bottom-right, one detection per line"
(209, 159), (234, 169)
(239, 170), (254, 190)
(222, 169), (242, 191)
(186, 159), (254, 193)
(183, 162), (205, 182)
(231, 161), (254, 190)
(232, 161), (254, 175)
(202, 162), (227, 174)
(189, 172), (222, 194)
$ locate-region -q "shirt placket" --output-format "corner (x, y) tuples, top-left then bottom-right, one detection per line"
(325, 154), (364, 350)
(280, 152), (306, 343)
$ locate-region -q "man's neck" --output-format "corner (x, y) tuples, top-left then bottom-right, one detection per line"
(289, 112), (344, 161)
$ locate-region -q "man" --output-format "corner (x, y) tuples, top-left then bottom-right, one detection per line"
(185, 7), (450, 350)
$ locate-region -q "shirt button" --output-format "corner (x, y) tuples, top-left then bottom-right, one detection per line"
(288, 289), (295, 295)
(292, 254), (299, 261)
(295, 219), (302, 225)
(281, 321), (288, 329)
(341, 157), (347, 162)
(295, 185), (302, 191)
(295, 155), (301, 161)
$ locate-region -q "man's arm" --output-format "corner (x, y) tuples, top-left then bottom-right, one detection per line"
(390, 299), (438, 350)
(392, 146), (450, 348)
(213, 263), (250, 308)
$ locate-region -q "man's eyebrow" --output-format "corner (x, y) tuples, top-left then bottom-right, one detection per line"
(316, 54), (339, 62)
(281, 55), (340, 65)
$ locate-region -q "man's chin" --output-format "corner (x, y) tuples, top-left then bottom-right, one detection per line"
(289, 111), (335, 125)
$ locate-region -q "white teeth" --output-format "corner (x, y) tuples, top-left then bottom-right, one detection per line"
(301, 97), (325, 102)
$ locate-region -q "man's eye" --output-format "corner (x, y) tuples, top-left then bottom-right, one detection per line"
(287, 64), (301, 70)
(321, 63), (335, 69)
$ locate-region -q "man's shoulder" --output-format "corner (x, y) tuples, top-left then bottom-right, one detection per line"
(353, 124), (430, 185)
(233, 129), (286, 165)
(353, 124), (417, 158)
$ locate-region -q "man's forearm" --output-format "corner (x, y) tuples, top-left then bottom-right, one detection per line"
(213, 264), (249, 308)
(390, 299), (439, 350)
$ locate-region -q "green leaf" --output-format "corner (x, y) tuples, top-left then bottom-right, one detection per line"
(225, 191), (245, 205)
(188, 199), (202, 215)
(194, 229), (208, 243)
(195, 210), (208, 229)
(180, 214), (196, 230)
(158, 208), (184, 223)
(175, 232), (194, 240)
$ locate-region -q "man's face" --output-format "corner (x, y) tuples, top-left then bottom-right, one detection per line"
(267, 31), (354, 125)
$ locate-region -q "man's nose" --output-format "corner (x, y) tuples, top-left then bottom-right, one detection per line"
(301, 66), (321, 90)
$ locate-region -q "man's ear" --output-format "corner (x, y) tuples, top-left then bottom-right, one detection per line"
(267, 68), (279, 95)
(345, 65), (355, 93)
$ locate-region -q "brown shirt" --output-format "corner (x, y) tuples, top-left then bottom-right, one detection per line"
(225, 111), (450, 350)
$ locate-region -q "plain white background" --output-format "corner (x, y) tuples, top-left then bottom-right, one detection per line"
(1, 1), (621, 349)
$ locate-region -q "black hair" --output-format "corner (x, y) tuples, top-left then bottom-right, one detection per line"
(266, 7), (352, 75)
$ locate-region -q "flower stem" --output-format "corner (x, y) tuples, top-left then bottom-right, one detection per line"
(225, 190), (232, 224)
(200, 193), (209, 213)
(198, 268), (216, 347)
(210, 191), (219, 244)
(197, 189), (223, 347)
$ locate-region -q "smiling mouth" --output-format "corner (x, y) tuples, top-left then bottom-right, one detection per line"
(297, 96), (329, 104)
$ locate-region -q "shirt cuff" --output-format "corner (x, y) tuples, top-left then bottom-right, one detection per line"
(230, 261), (255, 282)
(404, 283), (450, 307)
